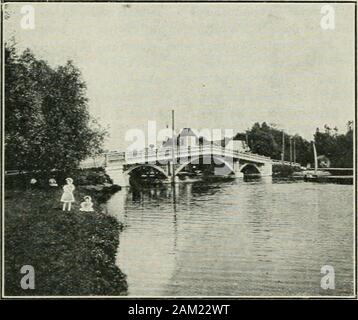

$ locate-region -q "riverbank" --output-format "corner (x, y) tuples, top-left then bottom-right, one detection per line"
(4, 169), (127, 296)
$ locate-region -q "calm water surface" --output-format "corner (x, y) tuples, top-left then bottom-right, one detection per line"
(106, 178), (354, 296)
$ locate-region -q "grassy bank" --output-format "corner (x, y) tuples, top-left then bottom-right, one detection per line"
(4, 169), (127, 296)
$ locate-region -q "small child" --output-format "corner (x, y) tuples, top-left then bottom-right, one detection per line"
(60, 178), (75, 211)
(80, 196), (94, 212)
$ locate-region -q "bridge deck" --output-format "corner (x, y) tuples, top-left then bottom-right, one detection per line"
(107, 145), (274, 165)
(79, 146), (303, 169)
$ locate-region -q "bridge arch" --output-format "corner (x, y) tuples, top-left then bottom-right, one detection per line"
(240, 163), (261, 175)
(125, 164), (169, 178)
(175, 156), (235, 176)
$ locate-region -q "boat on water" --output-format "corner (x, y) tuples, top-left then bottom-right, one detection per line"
(177, 171), (203, 183)
(302, 142), (353, 185)
(303, 172), (353, 184)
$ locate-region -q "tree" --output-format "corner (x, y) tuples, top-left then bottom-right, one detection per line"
(238, 121), (352, 168)
(5, 44), (107, 173)
(314, 122), (353, 168)
(246, 122), (281, 158)
(292, 134), (312, 166)
(245, 122), (314, 166)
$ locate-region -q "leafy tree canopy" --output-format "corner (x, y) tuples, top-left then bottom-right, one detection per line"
(314, 122), (353, 168)
(240, 121), (352, 167)
(5, 43), (107, 173)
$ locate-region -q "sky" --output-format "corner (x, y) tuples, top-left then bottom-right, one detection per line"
(4, 2), (355, 150)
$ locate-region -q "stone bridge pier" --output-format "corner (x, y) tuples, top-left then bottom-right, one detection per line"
(259, 162), (273, 176)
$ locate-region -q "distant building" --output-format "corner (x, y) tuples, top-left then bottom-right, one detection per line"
(224, 134), (250, 152)
(161, 128), (250, 152)
(161, 128), (198, 148)
(178, 128), (198, 147)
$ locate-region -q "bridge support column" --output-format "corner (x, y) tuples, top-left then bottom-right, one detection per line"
(233, 160), (244, 178)
(105, 165), (130, 187)
(165, 175), (180, 184)
(260, 162), (273, 176)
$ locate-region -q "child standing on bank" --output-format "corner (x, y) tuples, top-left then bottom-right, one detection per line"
(61, 178), (75, 211)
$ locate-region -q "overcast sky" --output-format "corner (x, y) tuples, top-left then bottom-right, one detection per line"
(5, 2), (355, 150)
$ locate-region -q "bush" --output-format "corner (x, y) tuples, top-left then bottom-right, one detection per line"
(73, 168), (113, 186)
(5, 168), (113, 190)
(273, 164), (298, 177)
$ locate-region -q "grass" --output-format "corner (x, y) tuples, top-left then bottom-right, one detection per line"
(4, 182), (127, 296)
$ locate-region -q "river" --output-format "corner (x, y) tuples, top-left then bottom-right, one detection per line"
(106, 178), (354, 296)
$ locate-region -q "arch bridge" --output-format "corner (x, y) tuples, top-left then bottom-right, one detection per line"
(104, 145), (275, 187)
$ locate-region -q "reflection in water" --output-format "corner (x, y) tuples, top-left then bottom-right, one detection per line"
(106, 178), (354, 296)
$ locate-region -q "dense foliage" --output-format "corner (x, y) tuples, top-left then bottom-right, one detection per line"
(314, 123), (353, 168)
(5, 44), (107, 173)
(242, 122), (353, 168)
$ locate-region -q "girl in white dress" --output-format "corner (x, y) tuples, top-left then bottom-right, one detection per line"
(61, 178), (75, 211)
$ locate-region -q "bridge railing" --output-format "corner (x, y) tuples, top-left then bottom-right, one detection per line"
(84, 147), (304, 169)
(107, 145), (272, 165)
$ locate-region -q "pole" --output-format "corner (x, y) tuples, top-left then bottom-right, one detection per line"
(289, 137), (292, 165)
(281, 130), (285, 164)
(293, 139), (296, 164)
(171, 110), (175, 185)
(313, 141), (318, 175)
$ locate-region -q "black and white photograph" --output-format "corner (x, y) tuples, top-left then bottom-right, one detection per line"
(1, 0), (356, 300)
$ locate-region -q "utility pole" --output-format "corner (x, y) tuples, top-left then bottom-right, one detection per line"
(289, 137), (293, 165)
(171, 110), (175, 185)
(313, 140), (318, 175)
(281, 130), (285, 164)
(293, 138), (296, 164)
